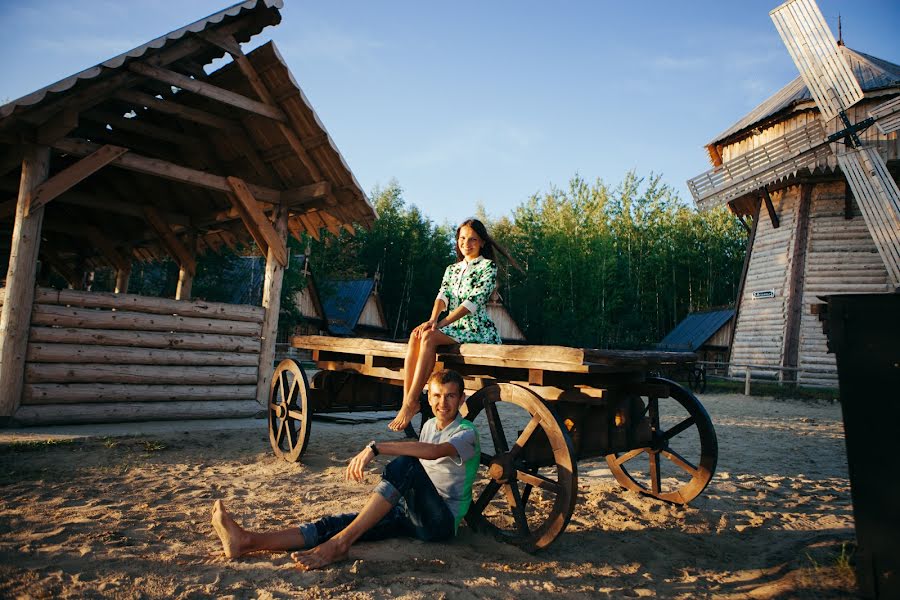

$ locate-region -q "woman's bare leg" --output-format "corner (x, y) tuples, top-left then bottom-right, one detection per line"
(402, 333), (422, 400)
(211, 500), (305, 559)
(389, 329), (457, 431)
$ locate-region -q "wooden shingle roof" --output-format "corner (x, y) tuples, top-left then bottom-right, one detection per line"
(0, 0), (375, 280)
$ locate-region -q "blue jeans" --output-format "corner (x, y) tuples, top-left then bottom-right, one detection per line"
(297, 456), (455, 549)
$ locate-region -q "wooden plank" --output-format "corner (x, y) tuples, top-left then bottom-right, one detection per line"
(282, 181), (331, 207)
(142, 205), (197, 276)
(29, 327), (260, 353)
(25, 363), (256, 385)
(175, 233), (197, 300)
(783, 184), (812, 380)
(51, 137), (281, 203)
(27, 343), (259, 366)
(113, 88), (243, 133)
(13, 399), (260, 426)
(227, 176), (287, 267)
(256, 204), (289, 403)
(31, 305), (262, 337)
(83, 109), (199, 147)
(0, 146), (49, 419)
(34, 287), (264, 322)
(24, 145), (128, 216)
(114, 266), (131, 294)
(762, 188), (780, 229)
(129, 62), (286, 122)
(22, 384), (256, 405)
(35, 109), (79, 145)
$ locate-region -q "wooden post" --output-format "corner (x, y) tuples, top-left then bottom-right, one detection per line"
(256, 203), (289, 404)
(783, 184), (812, 384)
(0, 145), (50, 421)
(175, 234), (196, 300)
(744, 368), (751, 396)
(115, 264), (132, 294)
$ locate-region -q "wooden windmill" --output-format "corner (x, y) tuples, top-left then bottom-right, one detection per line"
(688, 0), (900, 386)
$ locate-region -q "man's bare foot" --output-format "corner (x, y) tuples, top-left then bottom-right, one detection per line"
(211, 500), (249, 559)
(388, 401), (420, 431)
(290, 538), (349, 571)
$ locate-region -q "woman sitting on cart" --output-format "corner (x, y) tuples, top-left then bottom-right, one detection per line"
(389, 218), (502, 432)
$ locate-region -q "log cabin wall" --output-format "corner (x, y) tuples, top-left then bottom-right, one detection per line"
(3, 287), (264, 425)
(796, 182), (892, 386)
(728, 186), (801, 377)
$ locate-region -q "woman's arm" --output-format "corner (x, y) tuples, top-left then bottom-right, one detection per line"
(345, 440), (457, 482)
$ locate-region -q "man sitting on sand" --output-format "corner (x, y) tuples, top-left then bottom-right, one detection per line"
(212, 368), (479, 570)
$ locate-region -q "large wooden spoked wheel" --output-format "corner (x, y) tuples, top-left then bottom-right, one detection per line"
(268, 359), (312, 462)
(606, 377), (717, 504)
(462, 383), (577, 552)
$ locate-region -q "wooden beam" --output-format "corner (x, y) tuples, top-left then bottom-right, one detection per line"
(226, 176), (287, 266)
(114, 88), (242, 132)
(51, 189), (190, 226)
(256, 203), (289, 403)
(51, 137), (281, 203)
(128, 62), (286, 122)
(176, 233), (197, 300)
(282, 181), (331, 207)
(0, 145), (49, 420)
(782, 184), (813, 382)
(115, 264), (132, 294)
(24, 144), (129, 216)
(727, 200), (760, 366)
(142, 205), (196, 276)
(204, 34), (325, 182)
(35, 109), (79, 145)
(83, 109), (199, 147)
(762, 188), (780, 229)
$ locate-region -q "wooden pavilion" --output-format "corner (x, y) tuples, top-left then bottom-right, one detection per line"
(689, 45), (898, 386)
(0, 0), (376, 425)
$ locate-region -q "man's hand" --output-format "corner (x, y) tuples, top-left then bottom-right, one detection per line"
(345, 445), (375, 482)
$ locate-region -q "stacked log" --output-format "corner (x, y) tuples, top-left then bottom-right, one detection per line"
(11, 287), (264, 425)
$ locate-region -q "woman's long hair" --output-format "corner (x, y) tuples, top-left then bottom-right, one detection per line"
(455, 218), (495, 261)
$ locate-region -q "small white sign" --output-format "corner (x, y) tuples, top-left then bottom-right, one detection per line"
(752, 289), (776, 300)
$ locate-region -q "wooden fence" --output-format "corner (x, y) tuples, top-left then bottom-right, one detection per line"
(2, 287), (264, 425)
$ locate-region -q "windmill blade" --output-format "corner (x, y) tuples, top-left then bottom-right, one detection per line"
(688, 119), (829, 207)
(836, 146), (900, 287)
(770, 0), (864, 121)
(869, 95), (900, 135)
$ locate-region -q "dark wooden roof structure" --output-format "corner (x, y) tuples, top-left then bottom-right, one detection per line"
(0, 0), (375, 281)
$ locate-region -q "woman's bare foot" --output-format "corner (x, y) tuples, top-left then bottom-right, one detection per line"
(388, 401), (420, 431)
(211, 500), (249, 559)
(290, 538), (349, 571)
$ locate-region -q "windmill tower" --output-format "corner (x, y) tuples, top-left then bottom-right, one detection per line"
(688, 0), (900, 387)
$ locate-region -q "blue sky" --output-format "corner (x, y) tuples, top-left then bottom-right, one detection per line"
(1, 0), (897, 226)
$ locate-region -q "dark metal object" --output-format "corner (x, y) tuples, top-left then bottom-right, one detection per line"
(821, 293), (900, 600)
(827, 113), (875, 147)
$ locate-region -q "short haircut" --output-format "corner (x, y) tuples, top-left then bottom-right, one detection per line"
(427, 369), (464, 395)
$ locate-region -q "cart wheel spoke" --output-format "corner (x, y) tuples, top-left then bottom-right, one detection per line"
(606, 377), (717, 504)
(612, 447), (646, 466)
(485, 401), (510, 454)
(470, 480), (501, 516)
(508, 415), (542, 460)
(662, 415), (696, 442)
(287, 410), (304, 420)
(501, 483), (531, 536)
(516, 469), (561, 494)
(662, 448), (698, 475)
(521, 483), (533, 507)
(649, 452), (661, 495)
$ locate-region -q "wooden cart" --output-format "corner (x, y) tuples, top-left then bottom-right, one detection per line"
(269, 335), (718, 551)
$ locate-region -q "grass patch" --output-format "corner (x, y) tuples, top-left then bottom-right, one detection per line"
(0, 438), (79, 453)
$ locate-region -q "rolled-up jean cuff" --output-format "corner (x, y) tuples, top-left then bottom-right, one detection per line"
(374, 479), (401, 505)
(298, 522), (319, 549)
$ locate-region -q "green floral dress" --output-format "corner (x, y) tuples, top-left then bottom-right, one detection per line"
(436, 256), (502, 344)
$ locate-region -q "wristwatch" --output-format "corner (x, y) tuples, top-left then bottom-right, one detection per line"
(367, 440), (379, 456)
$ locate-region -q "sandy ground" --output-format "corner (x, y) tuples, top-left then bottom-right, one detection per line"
(0, 393), (858, 599)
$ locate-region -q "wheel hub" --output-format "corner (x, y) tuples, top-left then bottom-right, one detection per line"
(272, 403), (287, 419)
(489, 457), (515, 484)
